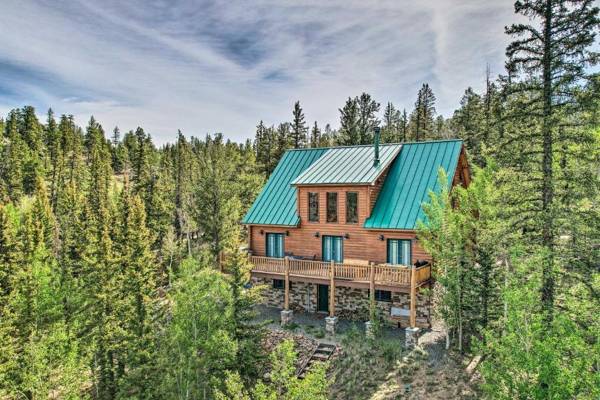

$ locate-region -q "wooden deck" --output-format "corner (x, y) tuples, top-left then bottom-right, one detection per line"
(249, 256), (431, 287)
(248, 256), (431, 328)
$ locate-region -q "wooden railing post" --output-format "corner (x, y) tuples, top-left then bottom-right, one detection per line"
(369, 262), (375, 309)
(329, 260), (335, 317)
(410, 265), (417, 328)
(284, 257), (290, 311)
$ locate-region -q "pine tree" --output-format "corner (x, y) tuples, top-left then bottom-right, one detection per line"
(382, 102), (400, 143)
(45, 109), (63, 212)
(409, 84), (437, 141)
(290, 101), (308, 148)
(338, 97), (360, 145)
(356, 93), (380, 144)
(503, 0), (599, 326)
(452, 87), (484, 165)
(310, 121), (321, 148)
(434, 115), (446, 139)
(399, 109), (408, 142)
(2, 111), (25, 201)
(174, 130), (195, 254)
(59, 115), (85, 189)
(0, 203), (21, 302)
(110, 127), (128, 174)
(196, 134), (241, 262)
(273, 122), (290, 166)
(115, 182), (157, 397)
(255, 121), (274, 176)
(318, 123), (332, 147)
(80, 117), (119, 399)
(224, 232), (264, 379)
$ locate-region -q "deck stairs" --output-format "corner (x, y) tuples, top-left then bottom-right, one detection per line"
(297, 342), (335, 379)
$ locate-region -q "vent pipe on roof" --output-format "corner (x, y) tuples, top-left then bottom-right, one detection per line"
(373, 126), (381, 167)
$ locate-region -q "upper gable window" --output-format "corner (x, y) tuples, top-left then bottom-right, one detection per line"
(326, 192), (338, 223)
(308, 192), (319, 222)
(346, 192), (358, 223)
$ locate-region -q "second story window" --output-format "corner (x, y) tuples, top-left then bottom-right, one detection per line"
(346, 192), (358, 223)
(308, 192), (319, 222)
(326, 192), (338, 223)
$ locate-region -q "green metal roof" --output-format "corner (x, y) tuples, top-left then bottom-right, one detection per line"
(292, 144), (402, 185)
(364, 140), (463, 230)
(242, 148), (328, 226)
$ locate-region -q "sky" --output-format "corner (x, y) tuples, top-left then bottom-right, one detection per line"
(0, 0), (518, 144)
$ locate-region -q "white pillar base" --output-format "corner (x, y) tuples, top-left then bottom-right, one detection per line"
(281, 310), (294, 326)
(325, 316), (338, 334)
(405, 327), (420, 349)
(365, 321), (375, 339)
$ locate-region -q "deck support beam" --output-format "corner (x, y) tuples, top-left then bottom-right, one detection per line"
(410, 266), (417, 328)
(329, 260), (335, 317)
(369, 262), (375, 309)
(284, 257), (290, 311)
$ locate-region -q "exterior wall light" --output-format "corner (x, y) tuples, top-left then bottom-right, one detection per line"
(285, 230), (290, 236)
(260, 229), (264, 235)
(379, 234), (384, 241)
(314, 232), (320, 238)
(344, 233), (350, 239)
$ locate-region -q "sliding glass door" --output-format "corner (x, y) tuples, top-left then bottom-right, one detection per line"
(322, 235), (343, 263)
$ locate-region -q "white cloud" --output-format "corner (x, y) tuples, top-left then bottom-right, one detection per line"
(0, 0), (517, 144)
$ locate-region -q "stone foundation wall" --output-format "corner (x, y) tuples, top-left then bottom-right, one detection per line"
(252, 276), (431, 328)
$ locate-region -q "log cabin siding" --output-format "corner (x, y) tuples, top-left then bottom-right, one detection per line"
(248, 224), (429, 265)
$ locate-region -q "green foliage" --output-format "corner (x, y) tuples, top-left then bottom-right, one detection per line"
(409, 83), (437, 141)
(155, 259), (238, 398)
(290, 101), (308, 149)
(215, 339), (329, 400)
(478, 253), (600, 399)
(418, 165), (504, 351)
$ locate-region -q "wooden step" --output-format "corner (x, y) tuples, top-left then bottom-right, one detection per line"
(297, 343), (336, 379)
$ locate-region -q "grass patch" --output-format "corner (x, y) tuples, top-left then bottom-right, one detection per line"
(283, 322), (299, 331)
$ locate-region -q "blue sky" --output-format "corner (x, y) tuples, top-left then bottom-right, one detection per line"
(0, 0), (517, 144)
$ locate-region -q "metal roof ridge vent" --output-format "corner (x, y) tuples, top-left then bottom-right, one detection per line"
(373, 126), (381, 167)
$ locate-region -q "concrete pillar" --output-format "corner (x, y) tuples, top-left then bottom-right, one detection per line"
(405, 327), (420, 349)
(365, 321), (375, 339)
(325, 316), (338, 334)
(281, 310), (294, 326)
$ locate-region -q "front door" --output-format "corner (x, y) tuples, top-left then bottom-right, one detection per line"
(317, 284), (329, 312)
(322, 235), (343, 262)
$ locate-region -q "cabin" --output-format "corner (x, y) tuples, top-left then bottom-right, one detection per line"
(242, 135), (470, 338)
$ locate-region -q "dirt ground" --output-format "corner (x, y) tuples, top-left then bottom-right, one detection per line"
(257, 306), (479, 399)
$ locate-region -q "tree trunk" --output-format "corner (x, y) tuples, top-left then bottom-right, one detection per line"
(540, 0), (555, 328)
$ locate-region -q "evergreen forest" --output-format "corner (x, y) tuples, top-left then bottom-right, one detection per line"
(0, 0), (598, 399)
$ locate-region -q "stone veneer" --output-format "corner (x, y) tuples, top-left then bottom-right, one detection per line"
(252, 276), (431, 328)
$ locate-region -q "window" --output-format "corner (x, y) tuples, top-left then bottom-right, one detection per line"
(273, 279), (291, 290)
(387, 239), (412, 265)
(266, 233), (284, 258)
(308, 192), (319, 222)
(346, 192), (358, 223)
(367, 289), (392, 302)
(375, 290), (392, 302)
(322, 236), (343, 262)
(326, 192), (338, 222)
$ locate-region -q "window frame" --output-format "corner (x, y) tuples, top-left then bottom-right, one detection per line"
(266, 233), (285, 258)
(345, 191), (359, 224)
(273, 279), (291, 290)
(386, 239), (412, 266)
(367, 289), (393, 302)
(375, 290), (392, 302)
(308, 192), (319, 222)
(326, 192), (338, 223)
(322, 235), (343, 263)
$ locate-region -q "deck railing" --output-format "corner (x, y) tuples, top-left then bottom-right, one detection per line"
(249, 256), (431, 287)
